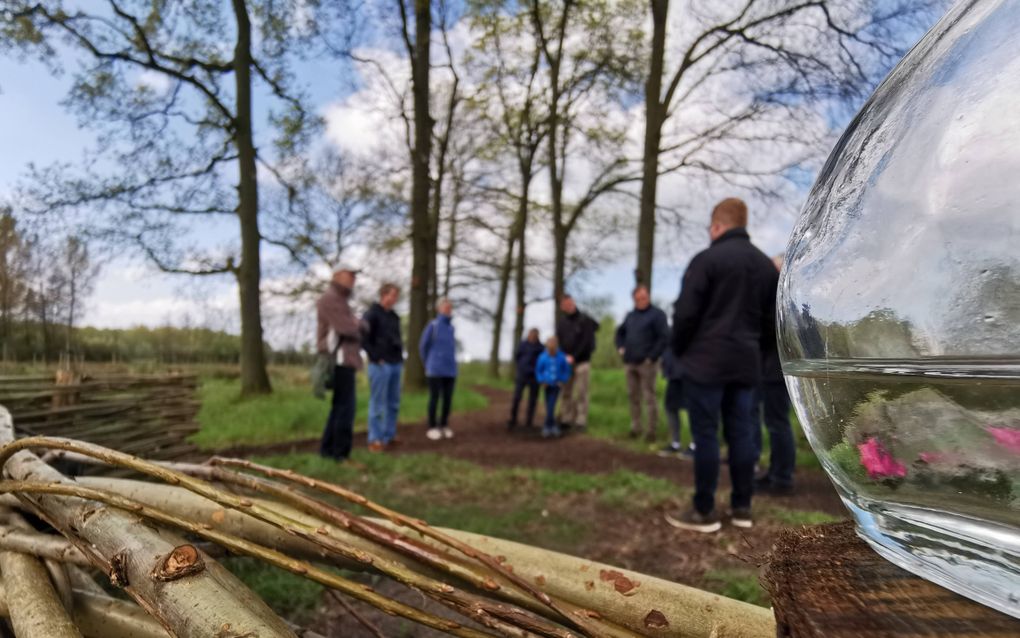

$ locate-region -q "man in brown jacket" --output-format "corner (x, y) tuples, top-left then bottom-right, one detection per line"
(316, 268), (363, 461)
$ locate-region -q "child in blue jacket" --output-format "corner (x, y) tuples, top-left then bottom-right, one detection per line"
(535, 336), (572, 438)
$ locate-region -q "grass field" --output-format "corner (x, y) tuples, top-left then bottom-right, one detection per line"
(192, 365), (489, 450)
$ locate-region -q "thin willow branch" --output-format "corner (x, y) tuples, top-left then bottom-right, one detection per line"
(213, 457), (611, 636)
(0, 479), (498, 638)
(0, 417), (298, 638)
(329, 590), (387, 638)
(1, 437), (576, 638)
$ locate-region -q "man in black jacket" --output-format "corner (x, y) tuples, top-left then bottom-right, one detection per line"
(362, 283), (404, 452)
(665, 198), (779, 533)
(615, 285), (669, 440)
(508, 328), (544, 429)
(555, 295), (599, 431)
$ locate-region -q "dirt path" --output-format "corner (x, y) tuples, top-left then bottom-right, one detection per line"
(222, 385), (846, 516)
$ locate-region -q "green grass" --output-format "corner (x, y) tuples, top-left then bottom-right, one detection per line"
(702, 568), (769, 607)
(192, 366), (489, 450)
(764, 507), (841, 526)
(222, 557), (326, 622)
(254, 451), (684, 551)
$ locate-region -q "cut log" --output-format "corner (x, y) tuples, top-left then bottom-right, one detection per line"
(762, 522), (1020, 637)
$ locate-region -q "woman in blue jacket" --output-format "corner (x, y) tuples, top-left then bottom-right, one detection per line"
(419, 298), (458, 440)
(535, 336), (573, 439)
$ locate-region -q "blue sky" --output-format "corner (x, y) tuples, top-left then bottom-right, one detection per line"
(0, 4), (944, 360)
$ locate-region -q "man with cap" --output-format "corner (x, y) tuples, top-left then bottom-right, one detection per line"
(316, 268), (363, 461)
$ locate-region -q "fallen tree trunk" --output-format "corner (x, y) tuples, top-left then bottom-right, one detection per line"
(0, 543), (81, 638)
(78, 477), (774, 638)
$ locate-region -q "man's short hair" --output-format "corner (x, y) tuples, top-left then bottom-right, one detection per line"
(632, 284), (649, 296)
(379, 282), (400, 297)
(560, 293), (573, 301)
(711, 198), (748, 228)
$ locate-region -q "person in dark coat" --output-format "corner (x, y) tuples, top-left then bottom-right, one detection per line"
(315, 268), (364, 462)
(419, 298), (458, 440)
(615, 285), (669, 441)
(754, 254), (795, 494)
(362, 282), (404, 452)
(555, 295), (599, 430)
(508, 328), (544, 429)
(665, 198), (779, 534)
(659, 347), (694, 458)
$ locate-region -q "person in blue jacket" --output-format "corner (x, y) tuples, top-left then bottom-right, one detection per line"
(419, 298), (458, 441)
(508, 328), (544, 430)
(535, 336), (573, 439)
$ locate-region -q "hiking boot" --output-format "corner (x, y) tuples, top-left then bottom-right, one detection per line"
(542, 425), (562, 439)
(368, 441), (385, 453)
(385, 438), (402, 449)
(441, 427), (454, 439)
(644, 431), (656, 443)
(664, 508), (721, 534)
(730, 508), (754, 529)
(426, 428), (443, 441)
(628, 430), (640, 439)
(506, 419), (517, 430)
(657, 443), (682, 458)
(681, 445), (696, 460)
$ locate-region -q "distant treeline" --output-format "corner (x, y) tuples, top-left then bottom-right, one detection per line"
(2, 322), (308, 366)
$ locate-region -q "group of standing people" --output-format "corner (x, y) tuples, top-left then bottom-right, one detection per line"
(316, 273), (461, 461)
(317, 196), (794, 533)
(504, 198), (795, 532)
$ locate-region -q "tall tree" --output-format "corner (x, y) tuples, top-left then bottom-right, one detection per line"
(527, 0), (644, 322)
(5, 0), (322, 395)
(0, 210), (30, 360)
(402, 0), (434, 391)
(468, 1), (548, 377)
(635, 0), (942, 289)
(56, 236), (99, 357)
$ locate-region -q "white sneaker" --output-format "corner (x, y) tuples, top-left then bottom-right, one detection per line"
(441, 427), (454, 439)
(426, 428), (442, 441)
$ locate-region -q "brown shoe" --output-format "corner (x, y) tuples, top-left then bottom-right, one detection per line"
(368, 441), (385, 453)
(386, 437), (402, 448)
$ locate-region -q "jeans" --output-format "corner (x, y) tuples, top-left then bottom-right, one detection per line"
(367, 362), (402, 444)
(427, 376), (456, 428)
(510, 376), (540, 426)
(543, 384), (561, 429)
(684, 379), (756, 514)
(755, 381), (795, 488)
(321, 365), (356, 460)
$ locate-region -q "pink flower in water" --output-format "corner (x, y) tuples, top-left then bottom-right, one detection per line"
(857, 437), (907, 479)
(985, 426), (1020, 454)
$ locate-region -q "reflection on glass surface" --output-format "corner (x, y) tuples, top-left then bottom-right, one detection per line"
(779, 0), (1020, 618)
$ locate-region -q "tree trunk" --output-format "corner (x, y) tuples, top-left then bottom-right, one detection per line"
(233, 0), (272, 396)
(636, 0), (668, 290)
(404, 0), (434, 392)
(487, 234), (515, 378)
(510, 172), (532, 377)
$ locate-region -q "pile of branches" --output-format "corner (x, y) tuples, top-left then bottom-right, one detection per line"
(0, 406), (773, 637)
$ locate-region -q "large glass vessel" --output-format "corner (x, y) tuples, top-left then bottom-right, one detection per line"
(779, 0), (1019, 618)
